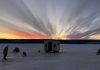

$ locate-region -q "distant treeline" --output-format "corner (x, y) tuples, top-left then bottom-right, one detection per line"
(0, 39), (100, 44)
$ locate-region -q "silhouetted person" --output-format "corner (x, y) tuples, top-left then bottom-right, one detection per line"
(13, 47), (20, 53)
(96, 49), (100, 55)
(22, 52), (27, 56)
(3, 46), (8, 60)
(38, 50), (40, 53)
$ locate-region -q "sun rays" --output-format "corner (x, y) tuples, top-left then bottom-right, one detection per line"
(0, 0), (100, 39)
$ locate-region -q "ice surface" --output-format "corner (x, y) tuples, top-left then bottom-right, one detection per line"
(0, 44), (100, 70)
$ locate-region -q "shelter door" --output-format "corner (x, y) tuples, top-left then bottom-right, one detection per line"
(48, 42), (52, 51)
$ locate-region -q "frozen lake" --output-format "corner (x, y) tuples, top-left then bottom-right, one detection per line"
(0, 44), (100, 70)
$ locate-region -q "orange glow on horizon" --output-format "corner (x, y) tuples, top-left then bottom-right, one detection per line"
(0, 32), (100, 40)
(0, 32), (49, 39)
(89, 35), (100, 40)
(0, 30), (69, 39)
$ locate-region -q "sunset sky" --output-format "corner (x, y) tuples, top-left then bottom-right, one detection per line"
(0, 0), (100, 39)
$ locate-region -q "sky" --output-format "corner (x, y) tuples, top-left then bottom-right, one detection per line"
(0, 0), (100, 39)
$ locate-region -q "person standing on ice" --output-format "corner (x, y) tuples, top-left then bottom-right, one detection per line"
(3, 46), (8, 60)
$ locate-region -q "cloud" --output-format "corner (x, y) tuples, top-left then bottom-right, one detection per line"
(0, 0), (100, 39)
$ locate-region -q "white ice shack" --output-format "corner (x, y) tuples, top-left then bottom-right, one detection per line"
(44, 40), (60, 53)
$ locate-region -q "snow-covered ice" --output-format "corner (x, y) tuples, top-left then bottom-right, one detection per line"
(0, 44), (100, 70)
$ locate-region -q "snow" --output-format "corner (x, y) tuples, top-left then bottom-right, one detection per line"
(0, 44), (100, 70)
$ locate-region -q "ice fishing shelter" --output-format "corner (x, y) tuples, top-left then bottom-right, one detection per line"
(44, 40), (60, 53)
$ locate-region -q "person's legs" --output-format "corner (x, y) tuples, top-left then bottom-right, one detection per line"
(3, 54), (7, 60)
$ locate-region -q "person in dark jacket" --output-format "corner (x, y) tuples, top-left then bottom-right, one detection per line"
(3, 46), (8, 60)
(12, 47), (20, 53)
(22, 52), (27, 56)
(38, 50), (41, 53)
(96, 49), (100, 55)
